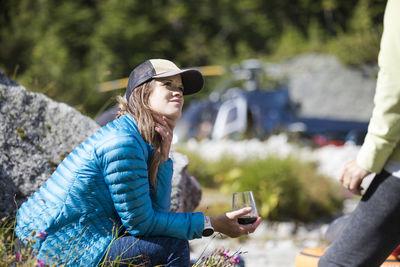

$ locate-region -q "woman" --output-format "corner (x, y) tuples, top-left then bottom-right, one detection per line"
(15, 59), (261, 266)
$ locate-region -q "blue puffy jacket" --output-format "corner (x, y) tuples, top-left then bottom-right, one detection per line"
(15, 114), (204, 266)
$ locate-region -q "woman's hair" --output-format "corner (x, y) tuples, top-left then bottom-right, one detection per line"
(116, 80), (163, 187)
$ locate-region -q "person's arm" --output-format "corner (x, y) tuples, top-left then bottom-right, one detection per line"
(150, 158), (173, 212)
(340, 0), (400, 195)
(96, 133), (203, 240)
(357, 0), (400, 173)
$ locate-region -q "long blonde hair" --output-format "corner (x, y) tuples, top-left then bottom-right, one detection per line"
(116, 80), (163, 187)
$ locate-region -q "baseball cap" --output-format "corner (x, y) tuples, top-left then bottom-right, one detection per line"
(126, 59), (204, 101)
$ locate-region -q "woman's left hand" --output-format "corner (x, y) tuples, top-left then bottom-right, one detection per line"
(154, 115), (175, 162)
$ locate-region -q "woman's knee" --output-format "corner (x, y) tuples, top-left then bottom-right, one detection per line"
(104, 236), (189, 266)
(142, 237), (189, 267)
(154, 237), (189, 255)
(171, 238), (189, 251)
(165, 238), (190, 266)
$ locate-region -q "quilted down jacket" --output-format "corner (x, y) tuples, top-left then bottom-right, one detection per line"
(15, 114), (204, 266)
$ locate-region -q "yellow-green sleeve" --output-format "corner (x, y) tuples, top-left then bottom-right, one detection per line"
(356, 0), (400, 173)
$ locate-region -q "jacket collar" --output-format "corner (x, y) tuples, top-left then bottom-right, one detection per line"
(120, 114), (154, 161)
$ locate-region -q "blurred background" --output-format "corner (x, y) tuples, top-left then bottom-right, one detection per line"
(0, 0), (386, 117)
(0, 1), (389, 265)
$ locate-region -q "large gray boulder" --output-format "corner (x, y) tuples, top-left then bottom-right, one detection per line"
(266, 53), (376, 121)
(0, 71), (101, 218)
(0, 70), (201, 218)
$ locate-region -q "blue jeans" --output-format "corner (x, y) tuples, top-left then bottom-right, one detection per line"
(102, 235), (190, 267)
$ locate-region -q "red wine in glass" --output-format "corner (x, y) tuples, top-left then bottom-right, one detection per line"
(238, 216), (257, 225)
(232, 191), (259, 224)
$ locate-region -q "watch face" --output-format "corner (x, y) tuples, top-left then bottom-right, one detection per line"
(202, 228), (214, 237)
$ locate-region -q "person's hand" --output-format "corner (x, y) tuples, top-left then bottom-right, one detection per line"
(339, 159), (371, 195)
(153, 115), (175, 162)
(210, 207), (262, 238)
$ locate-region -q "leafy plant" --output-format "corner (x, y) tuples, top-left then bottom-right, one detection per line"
(180, 149), (344, 223)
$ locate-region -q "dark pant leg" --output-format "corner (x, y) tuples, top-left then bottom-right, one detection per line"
(103, 235), (190, 267)
(319, 172), (400, 267)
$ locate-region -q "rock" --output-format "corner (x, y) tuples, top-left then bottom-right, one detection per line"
(0, 74), (101, 218)
(0, 72), (201, 218)
(170, 151), (202, 212)
(266, 53), (376, 121)
(0, 70), (19, 87)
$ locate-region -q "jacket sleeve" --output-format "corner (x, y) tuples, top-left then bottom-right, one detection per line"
(150, 159), (173, 212)
(95, 133), (204, 240)
(356, 0), (400, 173)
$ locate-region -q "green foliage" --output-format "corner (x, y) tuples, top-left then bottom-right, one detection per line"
(194, 188), (232, 218)
(180, 150), (344, 223)
(180, 151), (238, 188)
(327, 30), (381, 66)
(269, 26), (310, 61)
(326, 0), (382, 66)
(267, 0), (384, 65)
(0, 0), (387, 117)
(0, 216), (55, 266)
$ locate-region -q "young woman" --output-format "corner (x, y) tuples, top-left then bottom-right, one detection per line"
(15, 59), (261, 266)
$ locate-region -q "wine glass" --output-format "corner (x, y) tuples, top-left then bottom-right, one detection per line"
(232, 191), (259, 224)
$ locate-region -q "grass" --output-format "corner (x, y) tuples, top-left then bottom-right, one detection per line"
(0, 216), (52, 267)
(1, 216), (245, 267)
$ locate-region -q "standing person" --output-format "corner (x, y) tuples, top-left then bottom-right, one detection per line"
(319, 0), (400, 266)
(15, 59), (261, 267)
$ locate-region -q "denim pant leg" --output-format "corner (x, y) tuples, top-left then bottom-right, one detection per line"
(103, 235), (190, 267)
(319, 172), (400, 267)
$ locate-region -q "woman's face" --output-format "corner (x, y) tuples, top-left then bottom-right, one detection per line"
(148, 74), (184, 121)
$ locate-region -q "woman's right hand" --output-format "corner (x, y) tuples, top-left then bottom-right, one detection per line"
(210, 207), (262, 238)
(153, 114), (175, 162)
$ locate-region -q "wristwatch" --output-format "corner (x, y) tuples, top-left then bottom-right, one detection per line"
(202, 215), (214, 237)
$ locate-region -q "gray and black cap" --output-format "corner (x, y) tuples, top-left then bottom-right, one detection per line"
(126, 59), (204, 101)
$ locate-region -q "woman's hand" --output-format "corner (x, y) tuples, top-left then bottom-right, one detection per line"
(153, 115), (175, 162)
(339, 159), (371, 195)
(210, 207), (262, 238)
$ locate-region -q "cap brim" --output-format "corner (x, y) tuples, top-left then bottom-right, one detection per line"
(153, 68), (204, 95)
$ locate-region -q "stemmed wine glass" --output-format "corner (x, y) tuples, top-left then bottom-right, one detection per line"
(232, 191), (259, 224)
